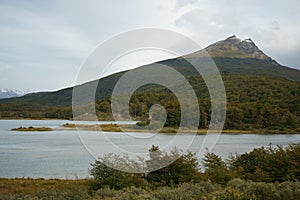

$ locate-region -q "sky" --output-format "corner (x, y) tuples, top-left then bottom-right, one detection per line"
(0, 0), (300, 91)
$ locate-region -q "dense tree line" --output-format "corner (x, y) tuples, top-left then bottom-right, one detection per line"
(0, 75), (299, 131)
(0, 102), (72, 119)
(93, 75), (300, 131)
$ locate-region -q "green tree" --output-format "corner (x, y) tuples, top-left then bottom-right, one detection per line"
(90, 154), (144, 190)
(146, 146), (200, 186)
(203, 151), (226, 169)
(202, 151), (233, 185)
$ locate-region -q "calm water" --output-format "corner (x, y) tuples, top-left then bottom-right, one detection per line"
(0, 120), (299, 179)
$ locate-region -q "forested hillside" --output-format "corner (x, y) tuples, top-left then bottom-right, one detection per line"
(0, 36), (300, 132)
(1, 75), (299, 132)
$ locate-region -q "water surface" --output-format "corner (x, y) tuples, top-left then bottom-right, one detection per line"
(0, 120), (299, 178)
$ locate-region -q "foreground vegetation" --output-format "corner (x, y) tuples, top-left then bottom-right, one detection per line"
(89, 144), (300, 188)
(1, 143), (300, 199)
(1, 178), (299, 200)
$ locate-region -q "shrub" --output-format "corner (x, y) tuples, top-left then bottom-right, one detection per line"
(146, 146), (200, 186)
(229, 144), (300, 182)
(90, 154), (145, 190)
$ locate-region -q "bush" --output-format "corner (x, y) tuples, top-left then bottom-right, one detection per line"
(90, 154), (145, 190)
(229, 144), (300, 182)
(146, 146), (200, 186)
(90, 146), (201, 190)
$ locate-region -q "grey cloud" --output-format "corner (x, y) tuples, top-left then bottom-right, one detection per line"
(0, 0), (300, 91)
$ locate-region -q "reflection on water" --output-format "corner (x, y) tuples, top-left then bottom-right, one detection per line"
(0, 120), (299, 179)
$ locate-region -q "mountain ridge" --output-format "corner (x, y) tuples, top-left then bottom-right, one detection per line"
(1, 35), (300, 107)
(207, 35), (274, 60)
(184, 35), (277, 63)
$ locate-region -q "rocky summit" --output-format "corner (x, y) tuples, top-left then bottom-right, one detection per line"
(204, 35), (275, 62)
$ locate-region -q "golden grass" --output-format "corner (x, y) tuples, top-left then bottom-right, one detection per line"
(61, 123), (300, 135)
(0, 178), (91, 196)
(62, 123), (125, 132)
(62, 123), (77, 128)
(11, 126), (53, 131)
(100, 124), (123, 132)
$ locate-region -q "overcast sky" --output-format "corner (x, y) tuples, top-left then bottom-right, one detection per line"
(1, 0), (300, 91)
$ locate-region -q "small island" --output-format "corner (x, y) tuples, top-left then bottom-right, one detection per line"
(11, 126), (53, 132)
(62, 123), (123, 132)
(61, 122), (300, 134)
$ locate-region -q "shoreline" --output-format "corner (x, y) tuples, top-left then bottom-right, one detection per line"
(0, 118), (68, 121)
(62, 123), (300, 135)
(3, 119), (299, 135)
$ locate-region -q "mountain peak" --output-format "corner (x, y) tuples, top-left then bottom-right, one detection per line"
(226, 34), (237, 39)
(243, 38), (253, 43)
(224, 35), (254, 44)
(204, 35), (274, 61)
(224, 35), (241, 44)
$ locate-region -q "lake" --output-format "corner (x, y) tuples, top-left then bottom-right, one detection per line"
(0, 120), (299, 179)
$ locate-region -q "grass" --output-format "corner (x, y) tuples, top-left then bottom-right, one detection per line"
(1, 178), (300, 199)
(0, 178), (91, 196)
(62, 123), (123, 132)
(11, 126), (53, 131)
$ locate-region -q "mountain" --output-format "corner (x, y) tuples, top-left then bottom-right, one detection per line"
(163, 35), (300, 81)
(1, 35), (300, 107)
(0, 35), (299, 131)
(0, 88), (26, 99)
(206, 35), (273, 60)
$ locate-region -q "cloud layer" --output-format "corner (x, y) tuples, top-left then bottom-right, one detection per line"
(0, 0), (299, 91)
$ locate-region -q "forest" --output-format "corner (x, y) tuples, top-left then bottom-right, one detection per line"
(1, 75), (299, 132)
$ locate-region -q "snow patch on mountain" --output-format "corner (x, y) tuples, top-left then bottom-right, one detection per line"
(0, 88), (27, 99)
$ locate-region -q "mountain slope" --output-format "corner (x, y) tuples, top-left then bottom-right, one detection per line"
(0, 35), (300, 121)
(168, 35), (300, 81)
(1, 35), (300, 131)
(1, 74), (299, 131)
